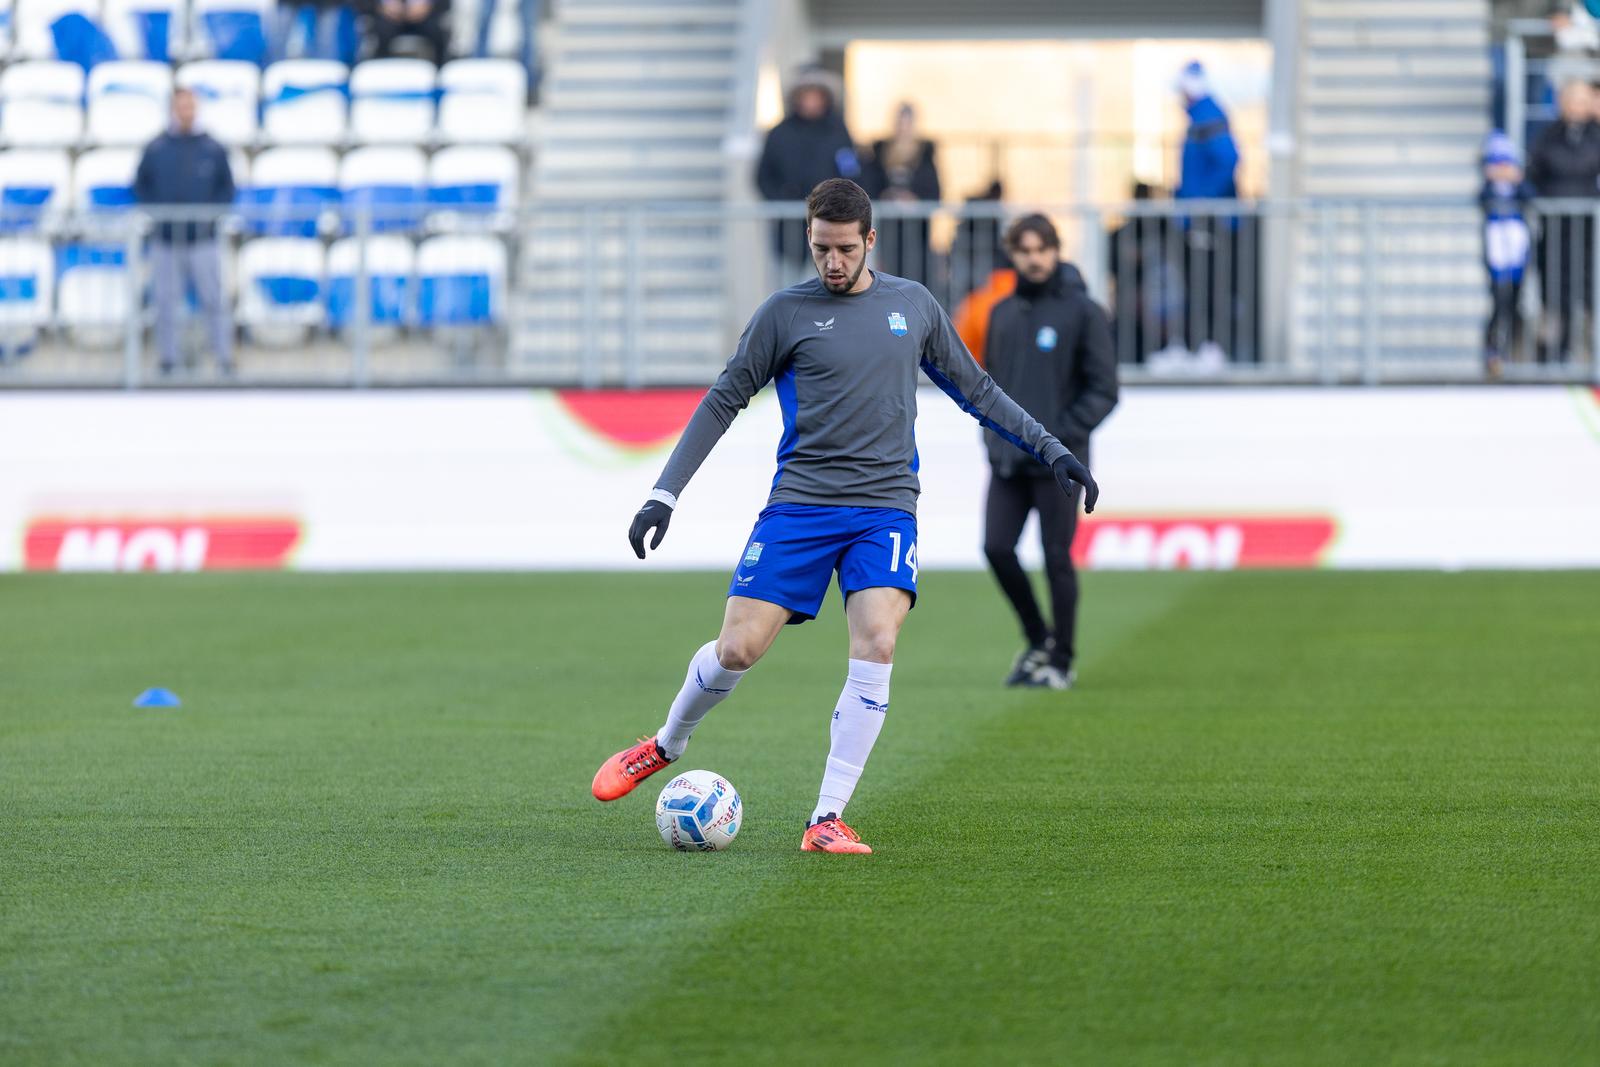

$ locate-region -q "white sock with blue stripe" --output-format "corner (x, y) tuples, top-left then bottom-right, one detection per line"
(656, 640), (746, 760)
(812, 659), (892, 823)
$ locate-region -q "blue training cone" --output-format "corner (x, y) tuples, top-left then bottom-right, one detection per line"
(133, 688), (181, 708)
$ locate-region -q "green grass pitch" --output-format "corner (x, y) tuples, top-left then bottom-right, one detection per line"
(2, 570), (1597, 1065)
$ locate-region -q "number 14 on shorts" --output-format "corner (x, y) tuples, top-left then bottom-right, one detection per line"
(888, 531), (918, 580)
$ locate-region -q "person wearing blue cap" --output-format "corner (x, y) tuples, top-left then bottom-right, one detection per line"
(1175, 61), (1253, 363)
(1480, 132), (1535, 377)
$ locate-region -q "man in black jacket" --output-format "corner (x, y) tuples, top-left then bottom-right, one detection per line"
(755, 67), (860, 272)
(982, 215), (1118, 689)
(134, 88), (236, 376)
(1527, 79), (1600, 362)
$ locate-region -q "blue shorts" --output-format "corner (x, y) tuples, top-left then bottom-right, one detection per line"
(728, 503), (918, 624)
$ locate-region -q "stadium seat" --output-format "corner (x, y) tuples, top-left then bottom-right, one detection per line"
(326, 234), (414, 328)
(103, 0), (182, 60)
(72, 146), (138, 211)
(262, 59), (349, 145)
(191, 0), (268, 64)
(426, 145), (518, 224)
(238, 146), (338, 237)
(56, 241), (127, 346)
(437, 59), (525, 143)
(86, 61), (172, 146)
(0, 149), (71, 231)
(338, 145), (425, 233)
(237, 236), (324, 341)
(349, 58), (436, 145)
(417, 234), (504, 326)
(0, 0), (13, 54)
(176, 60), (260, 147)
(0, 237), (56, 348)
(0, 61), (86, 147)
(12, 0), (99, 60)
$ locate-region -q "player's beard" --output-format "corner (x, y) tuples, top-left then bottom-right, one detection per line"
(819, 257), (867, 294)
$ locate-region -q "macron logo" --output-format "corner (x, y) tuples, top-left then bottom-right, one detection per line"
(858, 695), (888, 714)
(813, 317), (835, 331)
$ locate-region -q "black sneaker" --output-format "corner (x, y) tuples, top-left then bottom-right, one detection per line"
(1004, 639), (1053, 686)
(1022, 662), (1076, 690)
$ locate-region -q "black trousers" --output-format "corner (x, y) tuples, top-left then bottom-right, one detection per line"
(372, 6), (450, 62)
(1485, 275), (1524, 359)
(983, 469), (1080, 664)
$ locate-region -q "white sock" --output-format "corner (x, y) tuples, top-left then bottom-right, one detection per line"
(655, 640), (747, 760)
(811, 659), (892, 823)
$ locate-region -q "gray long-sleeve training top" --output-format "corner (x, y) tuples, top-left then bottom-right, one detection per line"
(653, 271), (1072, 516)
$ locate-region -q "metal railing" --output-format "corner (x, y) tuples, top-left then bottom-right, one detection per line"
(0, 197), (1596, 388)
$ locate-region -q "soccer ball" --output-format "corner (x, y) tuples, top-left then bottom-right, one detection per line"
(655, 770), (741, 851)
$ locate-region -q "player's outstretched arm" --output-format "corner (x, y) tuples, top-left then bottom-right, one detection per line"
(918, 291), (1101, 512)
(627, 296), (791, 558)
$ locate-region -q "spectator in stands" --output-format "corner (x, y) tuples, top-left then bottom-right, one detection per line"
(756, 67), (860, 271)
(1107, 182), (1180, 363)
(1527, 79), (1600, 362)
(861, 103), (941, 284)
(476, 0), (539, 101)
(134, 88), (237, 377)
(275, 0), (358, 65)
(1174, 60), (1249, 366)
(1481, 132), (1536, 377)
(365, 0), (452, 64)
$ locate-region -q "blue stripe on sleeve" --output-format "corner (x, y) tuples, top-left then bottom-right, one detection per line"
(919, 357), (1043, 463)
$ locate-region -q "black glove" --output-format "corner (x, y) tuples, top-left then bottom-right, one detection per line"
(628, 499), (673, 559)
(1051, 454), (1099, 514)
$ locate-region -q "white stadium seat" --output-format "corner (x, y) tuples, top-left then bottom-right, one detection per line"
(437, 59), (525, 144)
(241, 146), (338, 236)
(417, 234), (504, 326)
(0, 61), (86, 147)
(426, 145), (518, 223)
(103, 0), (182, 60)
(262, 59), (348, 145)
(0, 237), (55, 345)
(57, 242), (129, 346)
(0, 149), (71, 231)
(13, 0), (99, 60)
(349, 58), (436, 145)
(86, 61), (173, 147)
(327, 234), (415, 329)
(177, 60), (260, 147)
(237, 236), (325, 341)
(339, 145), (425, 233)
(72, 146), (138, 211)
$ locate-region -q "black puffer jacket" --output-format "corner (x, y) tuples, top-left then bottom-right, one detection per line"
(981, 263), (1118, 476)
(1527, 120), (1600, 197)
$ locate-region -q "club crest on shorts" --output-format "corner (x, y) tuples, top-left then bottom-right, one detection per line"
(887, 312), (908, 336)
(743, 541), (763, 565)
(1036, 325), (1058, 351)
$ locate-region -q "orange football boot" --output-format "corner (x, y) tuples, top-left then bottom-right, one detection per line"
(591, 736), (673, 801)
(801, 814), (872, 854)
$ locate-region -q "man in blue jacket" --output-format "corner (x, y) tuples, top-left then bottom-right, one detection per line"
(134, 88), (236, 376)
(1175, 61), (1253, 364)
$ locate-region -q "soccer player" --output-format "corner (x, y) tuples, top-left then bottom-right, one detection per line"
(590, 179), (1098, 854)
(982, 214), (1118, 690)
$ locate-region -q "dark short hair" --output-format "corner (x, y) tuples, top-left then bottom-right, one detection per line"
(807, 179), (873, 239)
(1005, 214), (1060, 252)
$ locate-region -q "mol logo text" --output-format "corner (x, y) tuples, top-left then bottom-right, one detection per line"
(23, 517), (301, 572)
(1072, 517), (1337, 570)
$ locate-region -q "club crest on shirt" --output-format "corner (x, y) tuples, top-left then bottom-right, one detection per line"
(743, 542), (763, 565)
(887, 312), (908, 336)
(1036, 325), (1058, 351)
